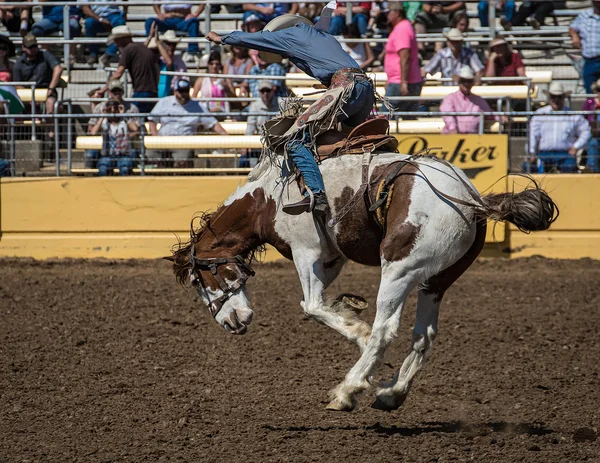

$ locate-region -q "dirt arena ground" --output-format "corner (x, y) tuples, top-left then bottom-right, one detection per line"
(1, 257), (599, 462)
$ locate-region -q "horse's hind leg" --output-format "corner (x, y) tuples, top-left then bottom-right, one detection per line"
(295, 253), (372, 350)
(372, 220), (487, 411)
(326, 258), (423, 411)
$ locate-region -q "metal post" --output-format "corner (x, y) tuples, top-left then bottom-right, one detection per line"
(205, 2), (212, 56)
(489, 1), (496, 39)
(54, 113), (60, 176)
(67, 101), (73, 175)
(140, 117), (146, 176)
(479, 113), (484, 134)
(31, 84), (36, 141)
(346, 2), (352, 26)
(63, 4), (71, 78)
(9, 117), (15, 177)
(525, 79), (531, 112)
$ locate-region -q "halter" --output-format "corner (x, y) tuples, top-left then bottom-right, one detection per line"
(189, 244), (256, 318)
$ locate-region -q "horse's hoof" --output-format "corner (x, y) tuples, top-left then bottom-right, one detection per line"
(326, 397), (355, 412)
(371, 392), (407, 412)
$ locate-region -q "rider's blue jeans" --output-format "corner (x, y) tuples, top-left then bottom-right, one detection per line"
(288, 79), (374, 195)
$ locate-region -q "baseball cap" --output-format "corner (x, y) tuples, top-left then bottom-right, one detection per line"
(258, 80), (272, 92)
(22, 34), (38, 48)
(244, 14), (262, 25)
(108, 79), (124, 91)
(174, 79), (191, 92)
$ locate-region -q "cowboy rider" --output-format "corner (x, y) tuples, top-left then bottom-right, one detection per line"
(206, 3), (376, 218)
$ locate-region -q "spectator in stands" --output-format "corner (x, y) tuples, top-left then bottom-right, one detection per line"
(96, 26), (159, 114)
(341, 23), (374, 70)
(82, 0), (127, 67)
(224, 45), (253, 98)
(192, 50), (234, 114)
(581, 78), (600, 172)
(484, 37), (525, 82)
(440, 66), (493, 134)
(447, 11), (473, 49)
(527, 82), (591, 173)
(157, 30), (188, 98)
(86, 79), (140, 168)
(328, 2), (372, 36)
(31, 1), (81, 64)
(0, 1), (32, 36)
(0, 157), (8, 176)
(148, 80), (228, 168)
(242, 80), (280, 166)
(242, 2), (299, 24)
(385, 3), (422, 114)
(569, 1), (600, 94)
(501, 1), (565, 30)
(403, 2), (423, 22)
(145, 3), (205, 61)
(415, 2), (465, 53)
(0, 35), (15, 82)
(242, 13), (266, 33)
(89, 99), (139, 176)
(478, 1), (515, 28)
(248, 51), (288, 98)
(298, 3), (326, 23)
(422, 28), (483, 85)
(13, 34), (62, 117)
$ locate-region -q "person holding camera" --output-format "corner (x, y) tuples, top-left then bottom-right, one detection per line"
(89, 98), (140, 176)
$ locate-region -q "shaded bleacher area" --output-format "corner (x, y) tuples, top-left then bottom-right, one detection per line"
(0, 0), (595, 176)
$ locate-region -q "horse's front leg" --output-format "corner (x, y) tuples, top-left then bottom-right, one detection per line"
(294, 253), (372, 351)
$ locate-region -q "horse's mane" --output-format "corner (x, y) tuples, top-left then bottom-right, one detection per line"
(170, 208), (266, 286)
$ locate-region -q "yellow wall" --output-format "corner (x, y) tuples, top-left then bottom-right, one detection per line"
(506, 174), (600, 259)
(2, 172), (598, 261)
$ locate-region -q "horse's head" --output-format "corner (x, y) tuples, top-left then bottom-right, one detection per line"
(169, 213), (258, 335)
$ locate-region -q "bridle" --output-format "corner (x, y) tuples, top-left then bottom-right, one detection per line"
(189, 244), (255, 318)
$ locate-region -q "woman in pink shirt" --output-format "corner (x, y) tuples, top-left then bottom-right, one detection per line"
(384, 3), (423, 115)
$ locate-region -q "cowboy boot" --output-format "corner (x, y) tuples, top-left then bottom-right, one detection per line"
(283, 192), (330, 217)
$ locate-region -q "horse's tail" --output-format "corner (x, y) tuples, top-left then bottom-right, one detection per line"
(477, 178), (559, 233)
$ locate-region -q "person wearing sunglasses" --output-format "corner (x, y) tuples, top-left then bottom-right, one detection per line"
(13, 34), (63, 117)
(242, 80), (280, 167)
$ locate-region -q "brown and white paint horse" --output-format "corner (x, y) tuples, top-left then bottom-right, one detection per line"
(170, 153), (557, 412)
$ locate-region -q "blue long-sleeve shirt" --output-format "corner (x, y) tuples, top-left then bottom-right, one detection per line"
(222, 24), (359, 86)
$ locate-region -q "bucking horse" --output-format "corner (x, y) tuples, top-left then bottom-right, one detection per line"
(168, 135), (558, 412)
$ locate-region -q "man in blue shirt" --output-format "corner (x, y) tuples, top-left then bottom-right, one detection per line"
(207, 9), (375, 217)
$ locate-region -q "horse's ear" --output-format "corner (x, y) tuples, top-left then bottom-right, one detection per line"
(162, 255), (176, 262)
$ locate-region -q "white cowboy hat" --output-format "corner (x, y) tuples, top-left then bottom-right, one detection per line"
(444, 28), (464, 42)
(107, 25), (132, 44)
(159, 30), (181, 43)
(456, 66), (475, 80)
(259, 14), (314, 64)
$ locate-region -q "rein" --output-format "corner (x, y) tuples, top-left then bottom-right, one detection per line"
(189, 244), (255, 318)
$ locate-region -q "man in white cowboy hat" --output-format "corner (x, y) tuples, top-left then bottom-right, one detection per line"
(422, 28), (483, 85)
(96, 25), (160, 114)
(484, 37), (525, 82)
(440, 66), (494, 134)
(206, 3), (376, 217)
(527, 81), (591, 173)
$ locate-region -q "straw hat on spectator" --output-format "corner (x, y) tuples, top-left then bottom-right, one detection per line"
(258, 80), (273, 92)
(544, 82), (570, 97)
(444, 28), (464, 42)
(456, 66), (475, 81)
(259, 14), (314, 64)
(591, 79), (600, 92)
(107, 25), (132, 43)
(489, 37), (507, 49)
(160, 30), (180, 44)
(147, 37), (158, 50)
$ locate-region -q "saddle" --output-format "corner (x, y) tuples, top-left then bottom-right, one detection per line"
(316, 118), (399, 159)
